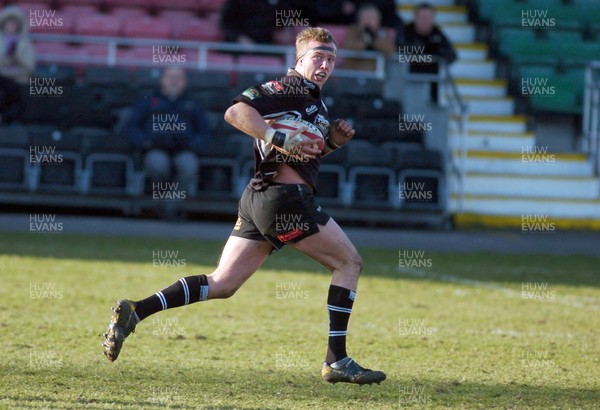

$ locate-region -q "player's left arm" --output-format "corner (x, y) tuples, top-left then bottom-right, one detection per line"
(323, 119), (355, 155)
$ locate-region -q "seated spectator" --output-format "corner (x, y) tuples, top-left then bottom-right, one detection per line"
(398, 2), (457, 102)
(399, 2), (457, 74)
(126, 67), (210, 198)
(0, 6), (35, 124)
(344, 4), (395, 71)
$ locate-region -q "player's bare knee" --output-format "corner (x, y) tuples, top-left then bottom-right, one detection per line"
(342, 252), (363, 276)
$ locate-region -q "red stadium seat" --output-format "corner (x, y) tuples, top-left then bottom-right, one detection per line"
(29, 13), (74, 35)
(15, 2), (50, 14)
(60, 0), (100, 4)
(34, 42), (80, 62)
(207, 52), (235, 66)
(237, 55), (285, 72)
(159, 10), (195, 27)
(176, 18), (221, 41)
(323, 25), (349, 48)
(123, 16), (172, 39)
(116, 46), (155, 66)
(158, 0), (203, 11)
(60, 5), (98, 17)
(105, 0), (150, 8)
(197, 0), (226, 13)
(108, 7), (148, 19)
(75, 14), (123, 37)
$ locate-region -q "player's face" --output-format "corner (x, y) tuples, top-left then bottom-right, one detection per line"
(296, 41), (336, 88)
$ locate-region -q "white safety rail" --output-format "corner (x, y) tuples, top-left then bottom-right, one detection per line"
(442, 62), (468, 213)
(583, 61), (600, 176)
(29, 34), (386, 79)
(400, 59), (468, 213)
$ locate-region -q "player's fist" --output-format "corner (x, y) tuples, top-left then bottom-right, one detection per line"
(329, 119), (355, 147)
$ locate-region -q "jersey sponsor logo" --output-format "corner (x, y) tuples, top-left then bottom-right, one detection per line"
(305, 104), (318, 115)
(242, 87), (261, 100)
(302, 79), (316, 89)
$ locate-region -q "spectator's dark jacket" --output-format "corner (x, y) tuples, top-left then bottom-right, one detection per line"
(398, 22), (457, 73)
(126, 91), (210, 154)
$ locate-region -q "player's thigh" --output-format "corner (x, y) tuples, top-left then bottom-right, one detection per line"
(209, 235), (272, 290)
(289, 218), (362, 273)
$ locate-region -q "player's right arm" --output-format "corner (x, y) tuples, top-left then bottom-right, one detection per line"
(224, 102), (270, 141)
(225, 102), (318, 159)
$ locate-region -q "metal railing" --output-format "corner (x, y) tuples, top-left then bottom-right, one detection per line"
(399, 58), (468, 212)
(29, 33), (386, 79)
(442, 63), (468, 213)
(583, 61), (600, 176)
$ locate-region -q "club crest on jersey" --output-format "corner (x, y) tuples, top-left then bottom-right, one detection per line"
(242, 87), (261, 100)
(261, 80), (284, 95)
(305, 104), (318, 115)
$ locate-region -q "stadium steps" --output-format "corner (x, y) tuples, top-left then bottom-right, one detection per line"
(449, 130), (535, 152)
(399, 5), (468, 24)
(445, 2), (600, 227)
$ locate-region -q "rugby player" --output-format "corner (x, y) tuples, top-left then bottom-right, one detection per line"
(102, 27), (386, 385)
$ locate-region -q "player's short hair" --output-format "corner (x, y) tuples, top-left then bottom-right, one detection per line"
(295, 27), (337, 60)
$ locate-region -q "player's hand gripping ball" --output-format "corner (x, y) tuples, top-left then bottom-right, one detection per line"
(271, 118), (325, 152)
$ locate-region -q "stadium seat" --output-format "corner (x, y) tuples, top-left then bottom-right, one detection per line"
(196, 139), (240, 198)
(322, 25), (349, 48)
(158, 0), (203, 11)
(187, 71), (230, 90)
(34, 42), (81, 64)
(206, 52), (236, 67)
(394, 148), (444, 210)
(0, 124), (30, 191)
(81, 130), (136, 195)
(29, 126), (84, 193)
(318, 146), (347, 205)
(108, 7), (148, 19)
(31, 12), (75, 35)
(345, 141), (395, 207)
(132, 67), (163, 89)
(159, 10), (195, 26)
(34, 64), (77, 85)
(105, 0), (150, 8)
(123, 16), (172, 39)
(75, 13), (123, 37)
(179, 18), (222, 41)
(329, 77), (384, 97)
(85, 66), (130, 87)
(237, 55), (285, 73)
(197, 0), (226, 13)
(60, 5), (98, 17)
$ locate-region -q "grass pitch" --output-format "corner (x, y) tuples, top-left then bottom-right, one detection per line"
(1, 231), (599, 409)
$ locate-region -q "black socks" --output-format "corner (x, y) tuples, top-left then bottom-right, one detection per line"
(326, 284), (356, 364)
(135, 274), (209, 321)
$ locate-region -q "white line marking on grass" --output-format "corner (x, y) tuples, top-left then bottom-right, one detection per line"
(397, 267), (600, 312)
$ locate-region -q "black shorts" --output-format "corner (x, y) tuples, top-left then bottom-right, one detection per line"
(230, 183), (331, 251)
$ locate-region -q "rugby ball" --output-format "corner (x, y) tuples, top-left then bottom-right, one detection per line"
(271, 118), (325, 151)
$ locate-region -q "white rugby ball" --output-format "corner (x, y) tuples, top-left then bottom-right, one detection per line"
(271, 118), (325, 151)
